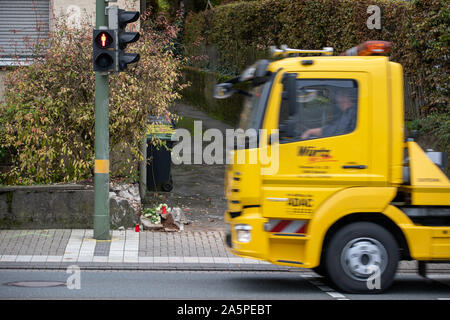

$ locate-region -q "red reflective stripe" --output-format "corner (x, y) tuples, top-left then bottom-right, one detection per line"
(295, 223), (307, 234)
(270, 220), (291, 232)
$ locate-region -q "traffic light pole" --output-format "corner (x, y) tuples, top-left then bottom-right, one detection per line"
(94, 0), (110, 240)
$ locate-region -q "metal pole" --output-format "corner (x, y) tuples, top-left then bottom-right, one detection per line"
(94, 0), (110, 240)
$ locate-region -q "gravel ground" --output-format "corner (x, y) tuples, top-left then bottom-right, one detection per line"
(144, 103), (234, 231)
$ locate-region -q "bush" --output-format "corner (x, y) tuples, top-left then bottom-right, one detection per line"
(184, 0), (449, 112)
(408, 112), (450, 152)
(408, 0), (449, 114)
(181, 66), (244, 124)
(182, 0), (257, 14)
(0, 10), (185, 185)
(184, 0), (284, 74)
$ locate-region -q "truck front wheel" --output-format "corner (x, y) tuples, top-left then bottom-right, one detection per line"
(325, 222), (399, 293)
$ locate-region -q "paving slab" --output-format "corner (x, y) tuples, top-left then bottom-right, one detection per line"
(1, 229), (449, 273)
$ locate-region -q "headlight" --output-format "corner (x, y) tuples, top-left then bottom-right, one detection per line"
(235, 224), (252, 243)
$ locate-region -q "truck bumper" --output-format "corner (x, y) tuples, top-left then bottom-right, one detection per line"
(225, 209), (313, 268)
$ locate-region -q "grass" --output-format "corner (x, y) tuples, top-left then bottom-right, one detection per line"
(175, 116), (207, 135)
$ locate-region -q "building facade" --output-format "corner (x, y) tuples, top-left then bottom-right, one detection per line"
(0, 0), (142, 100)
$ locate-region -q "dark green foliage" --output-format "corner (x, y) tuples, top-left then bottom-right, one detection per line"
(182, 67), (243, 125)
(184, 0), (448, 112)
(183, 0), (449, 148)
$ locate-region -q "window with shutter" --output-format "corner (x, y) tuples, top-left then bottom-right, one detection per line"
(0, 0), (50, 66)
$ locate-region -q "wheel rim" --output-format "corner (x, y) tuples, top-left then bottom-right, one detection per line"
(340, 237), (388, 282)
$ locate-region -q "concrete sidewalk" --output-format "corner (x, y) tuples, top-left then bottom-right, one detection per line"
(1, 228), (449, 273)
(0, 228), (292, 271)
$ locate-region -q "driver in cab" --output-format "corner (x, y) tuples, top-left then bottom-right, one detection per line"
(301, 88), (357, 140)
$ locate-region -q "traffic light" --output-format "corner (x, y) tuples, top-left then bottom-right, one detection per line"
(92, 29), (115, 72)
(95, 6), (140, 73)
(117, 9), (140, 71)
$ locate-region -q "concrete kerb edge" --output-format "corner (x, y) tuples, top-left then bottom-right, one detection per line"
(0, 262), (447, 273)
(0, 262), (300, 272)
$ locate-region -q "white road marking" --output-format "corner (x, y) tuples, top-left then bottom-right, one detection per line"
(300, 274), (349, 300)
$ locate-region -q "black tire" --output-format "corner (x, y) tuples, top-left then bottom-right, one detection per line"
(312, 264), (328, 277)
(324, 222), (399, 293)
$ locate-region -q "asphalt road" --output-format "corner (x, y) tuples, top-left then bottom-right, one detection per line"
(0, 269), (449, 301)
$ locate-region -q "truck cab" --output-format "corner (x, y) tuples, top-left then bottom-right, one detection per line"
(215, 41), (450, 293)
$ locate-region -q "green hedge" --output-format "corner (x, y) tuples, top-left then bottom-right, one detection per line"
(184, 0), (259, 13)
(182, 66), (244, 125)
(184, 0), (449, 113)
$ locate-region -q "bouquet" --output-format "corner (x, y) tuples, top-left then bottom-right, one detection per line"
(142, 203), (171, 225)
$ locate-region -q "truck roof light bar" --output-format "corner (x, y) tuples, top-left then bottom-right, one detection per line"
(270, 45), (334, 57)
(340, 40), (392, 56)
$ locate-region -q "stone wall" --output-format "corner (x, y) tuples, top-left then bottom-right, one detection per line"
(0, 184), (140, 229)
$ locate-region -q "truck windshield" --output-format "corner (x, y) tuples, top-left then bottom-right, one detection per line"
(237, 78), (273, 131)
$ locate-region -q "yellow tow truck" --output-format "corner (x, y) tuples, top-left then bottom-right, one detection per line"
(214, 41), (450, 293)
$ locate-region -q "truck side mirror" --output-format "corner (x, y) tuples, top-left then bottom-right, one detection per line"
(214, 83), (235, 99)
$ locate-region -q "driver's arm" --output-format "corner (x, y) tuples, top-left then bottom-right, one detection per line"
(301, 127), (322, 139)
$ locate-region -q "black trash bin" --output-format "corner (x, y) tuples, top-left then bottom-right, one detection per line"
(146, 117), (175, 192)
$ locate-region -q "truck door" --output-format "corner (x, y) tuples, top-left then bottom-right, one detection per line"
(261, 72), (371, 220)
